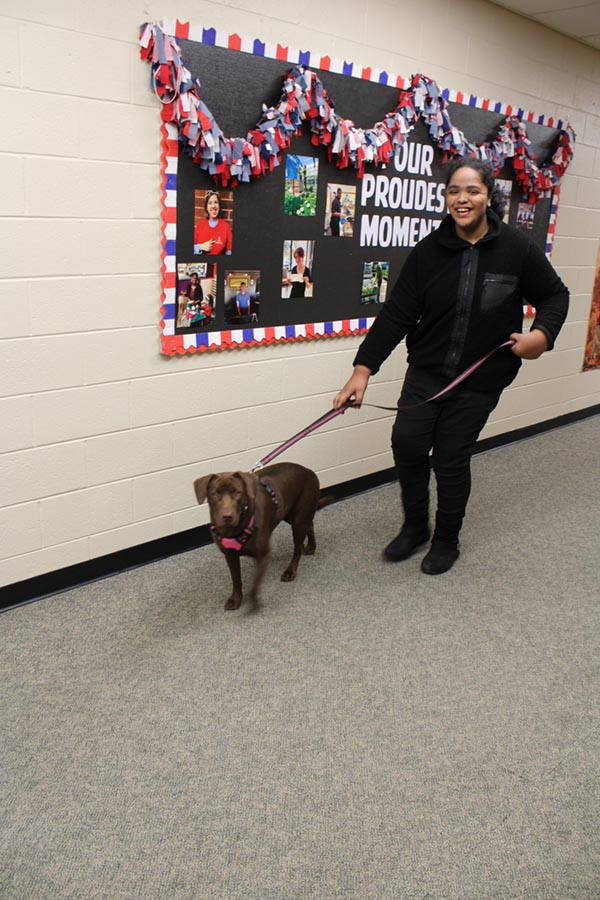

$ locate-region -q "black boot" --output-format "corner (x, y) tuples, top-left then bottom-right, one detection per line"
(421, 539), (460, 575)
(383, 524), (431, 562)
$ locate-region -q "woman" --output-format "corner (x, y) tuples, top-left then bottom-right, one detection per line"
(185, 272), (202, 303)
(334, 158), (569, 575)
(182, 272), (203, 325)
(285, 246), (312, 298)
(194, 190), (232, 255)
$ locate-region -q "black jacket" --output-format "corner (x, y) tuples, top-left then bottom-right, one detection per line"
(354, 209), (570, 393)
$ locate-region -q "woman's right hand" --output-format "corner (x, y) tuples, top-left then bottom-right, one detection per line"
(333, 365), (371, 409)
(200, 240), (214, 252)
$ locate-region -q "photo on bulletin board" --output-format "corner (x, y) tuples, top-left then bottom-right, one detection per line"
(193, 188), (234, 256)
(175, 262), (217, 332)
(224, 270), (261, 325)
(516, 202), (536, 231)
(495, 178), (513, 224)
(138, 21), (575, 355)
(284, 155), (318, 217)
(361, 260), (389, 304)
(282, 241), (314, 299)
(325, 184), (356, 237)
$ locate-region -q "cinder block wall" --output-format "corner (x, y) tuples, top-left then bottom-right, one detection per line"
(1, 0), (599, 586)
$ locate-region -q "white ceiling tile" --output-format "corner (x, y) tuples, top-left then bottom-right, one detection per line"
(490, 0), (600, 48)
(535, 5), (600, 37)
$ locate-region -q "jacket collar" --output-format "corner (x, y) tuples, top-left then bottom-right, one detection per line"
(435, 208), (501, 250)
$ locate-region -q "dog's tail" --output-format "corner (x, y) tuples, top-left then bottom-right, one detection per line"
(317, 495), (336, 510)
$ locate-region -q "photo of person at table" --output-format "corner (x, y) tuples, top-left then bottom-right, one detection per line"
(281, 241), (314, 298)
(193, 189), (233, 256)
(175, 263), (216, 330)
(223, 271), (260, 325)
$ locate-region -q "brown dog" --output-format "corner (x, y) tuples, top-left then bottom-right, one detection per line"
(194, 462), (333, 610)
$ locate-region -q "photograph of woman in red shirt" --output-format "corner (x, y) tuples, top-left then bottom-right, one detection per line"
(193, 190), (233, 256)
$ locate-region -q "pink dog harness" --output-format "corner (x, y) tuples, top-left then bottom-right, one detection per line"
(210, 480), (279, 552)
(211, 514), (256, 551)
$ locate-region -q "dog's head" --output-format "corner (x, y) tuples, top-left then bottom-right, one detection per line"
(194, 471), (258, 530)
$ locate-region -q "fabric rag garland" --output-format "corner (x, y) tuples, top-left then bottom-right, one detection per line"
(139, 21), (574, 203)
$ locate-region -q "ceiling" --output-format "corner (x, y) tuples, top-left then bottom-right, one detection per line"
(490, 0), (600, 49)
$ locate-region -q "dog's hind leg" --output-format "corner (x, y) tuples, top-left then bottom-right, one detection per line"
(304, 522), (316, 555)
(223, 551), (243, 610)
(281, 523), (310, 582)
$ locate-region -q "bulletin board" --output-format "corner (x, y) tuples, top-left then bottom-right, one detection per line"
(139, 21), (575, 356)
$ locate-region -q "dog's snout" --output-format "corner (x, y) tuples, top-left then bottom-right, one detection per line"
(222, 512), (234, 524)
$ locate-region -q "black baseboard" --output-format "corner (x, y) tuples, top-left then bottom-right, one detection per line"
(2, 403), (598, 613)
(473, 402), (600, 456)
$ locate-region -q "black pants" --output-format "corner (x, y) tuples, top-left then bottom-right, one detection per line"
(391, 367), (501, 544)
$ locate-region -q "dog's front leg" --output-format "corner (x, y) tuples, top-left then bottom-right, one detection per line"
(223, 551), (243, 610)
(249, 551), (270, 611)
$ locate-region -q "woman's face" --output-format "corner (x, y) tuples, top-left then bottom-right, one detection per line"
(206, 194), (220, 219)
(445, 167), (490, 239)
(294, 252), (304, 266)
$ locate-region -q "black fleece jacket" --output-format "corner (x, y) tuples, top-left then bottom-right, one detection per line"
(354, 209), (570, 393)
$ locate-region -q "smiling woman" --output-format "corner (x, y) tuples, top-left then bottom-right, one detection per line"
(443, 157), (510, 244)
(445, 168), (492, 243)
(193, 190), (233, 256)
(334, 156), (569, 575)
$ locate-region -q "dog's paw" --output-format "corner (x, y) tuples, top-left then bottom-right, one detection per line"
(280, 569), (297, 582)
(224, 595), (242, 610)
(303, 545), (316, 556)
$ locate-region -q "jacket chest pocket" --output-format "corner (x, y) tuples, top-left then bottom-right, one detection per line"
(480, 274), (519, 313)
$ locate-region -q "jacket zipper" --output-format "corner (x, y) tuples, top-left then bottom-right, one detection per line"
(446, 246), (474, 372)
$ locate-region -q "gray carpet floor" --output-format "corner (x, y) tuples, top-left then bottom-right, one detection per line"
(1, 416), (599, 900)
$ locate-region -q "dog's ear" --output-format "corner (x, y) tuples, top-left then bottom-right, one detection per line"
(193, 475), (214, 505)
(234, 471), (258, 502)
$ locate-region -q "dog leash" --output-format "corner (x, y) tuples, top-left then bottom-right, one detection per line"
(250, 339), (516, 471)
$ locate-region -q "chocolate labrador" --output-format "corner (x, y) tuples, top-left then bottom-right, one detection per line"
(194, 462), (333, 611)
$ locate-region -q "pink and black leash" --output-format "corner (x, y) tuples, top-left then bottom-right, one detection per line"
(250, 339), (516, 471)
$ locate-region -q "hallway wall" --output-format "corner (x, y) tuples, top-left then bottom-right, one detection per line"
(1, 0), (599, 586)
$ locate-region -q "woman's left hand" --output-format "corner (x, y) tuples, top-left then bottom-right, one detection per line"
(509, 329), (549, 359)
